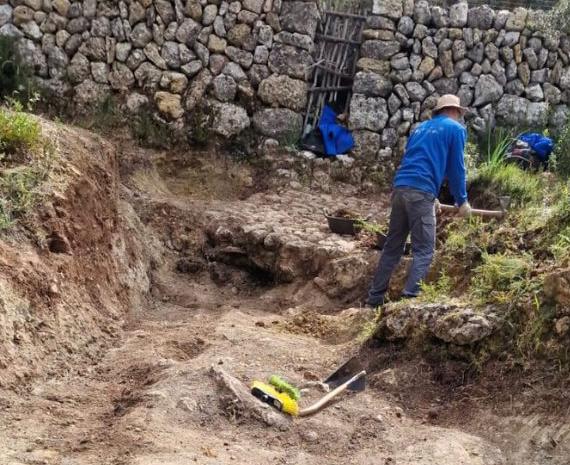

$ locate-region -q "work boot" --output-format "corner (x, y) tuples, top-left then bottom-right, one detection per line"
(365, 295), (384, 309)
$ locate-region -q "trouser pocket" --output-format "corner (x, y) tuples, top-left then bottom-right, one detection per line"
(421, 214), (436, 246)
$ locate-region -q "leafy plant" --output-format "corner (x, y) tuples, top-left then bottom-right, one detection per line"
(0, 100), (42, 156)
(0, 103), (54, 229)
(551, 109), (570, 178)
(482, 126), (516, 169)
(131, 105), (177, 149)
(474, 162), (542, 205)
(355, 219), (385, 234)
(419, 272), (452, 303)
(187, 103), (216, 147)
(471, 252), (537, 305)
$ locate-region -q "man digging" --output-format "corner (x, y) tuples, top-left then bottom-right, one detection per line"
(366, 94), (472, 308)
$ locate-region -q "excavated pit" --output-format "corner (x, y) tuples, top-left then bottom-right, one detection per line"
(0, 123), (568, 465)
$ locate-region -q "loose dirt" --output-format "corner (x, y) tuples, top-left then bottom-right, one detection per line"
(0, 126), (567, 465)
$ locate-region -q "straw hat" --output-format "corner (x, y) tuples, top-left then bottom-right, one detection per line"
(433, 94), (467, 114)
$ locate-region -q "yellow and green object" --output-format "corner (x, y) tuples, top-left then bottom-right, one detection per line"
(268, 375), (301, 401)
(251, 380), (299, 416)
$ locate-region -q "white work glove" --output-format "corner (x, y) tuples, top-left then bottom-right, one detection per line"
(434, 199), (442, 215)
(457, 202), (472, 218)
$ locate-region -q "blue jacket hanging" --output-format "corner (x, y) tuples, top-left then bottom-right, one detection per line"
(318, 105), (354, 157)
(518, 133), (554, 161)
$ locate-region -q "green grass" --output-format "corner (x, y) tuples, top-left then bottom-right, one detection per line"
(355, 219), (386, 234)
(471, 252), (537, 305)
(472, 163), (543, 205)
(419, 272), (452, 303)
(131, 106), (176, 149)
(0, 104), (53, 229)
(0, 101), (41, 155)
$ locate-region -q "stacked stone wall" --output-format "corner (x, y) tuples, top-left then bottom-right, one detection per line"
(0, 0), (319, 139)
(349, 0), (569, 167)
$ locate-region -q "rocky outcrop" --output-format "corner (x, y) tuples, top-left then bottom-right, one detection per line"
(377, 302), (503, 346)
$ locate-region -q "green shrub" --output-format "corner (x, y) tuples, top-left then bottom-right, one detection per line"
(419, 272), (452, 303)
(0, 104), (53, 229)
(472, 163), (542, 205)
(0, 37), (35, 104)
(131, 105), (177, 149)
(471, 252), (537, 305)
(187, 103), (216, 147)
(478, 126), (516, 168)
(551, 110), (570, 178)
(0, 101), (41, 155)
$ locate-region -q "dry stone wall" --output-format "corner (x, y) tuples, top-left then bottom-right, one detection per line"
(0, 0), (319, 139)
(349, 0), (570, 167)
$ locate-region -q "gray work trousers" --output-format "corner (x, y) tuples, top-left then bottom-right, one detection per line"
(367, 188), (436, 306)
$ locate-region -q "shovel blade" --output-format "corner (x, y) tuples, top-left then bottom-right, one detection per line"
(324, 357), (366, 392)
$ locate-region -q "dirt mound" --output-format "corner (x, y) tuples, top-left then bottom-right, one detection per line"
(0, 119), (158, 388)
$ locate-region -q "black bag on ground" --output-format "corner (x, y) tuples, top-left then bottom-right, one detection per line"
(300, 128), (326, 156)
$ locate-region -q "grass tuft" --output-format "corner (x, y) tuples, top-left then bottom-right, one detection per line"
(0, 103), (54, 229)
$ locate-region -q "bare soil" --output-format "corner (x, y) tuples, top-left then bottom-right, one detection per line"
(0, 125), (568, 465)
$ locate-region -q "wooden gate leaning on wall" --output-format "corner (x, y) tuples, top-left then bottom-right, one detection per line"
(303, 9), (367, 133)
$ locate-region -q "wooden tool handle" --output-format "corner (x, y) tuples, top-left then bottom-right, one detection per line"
(439, 204), (505, 219)
(298, 370), (366, 417)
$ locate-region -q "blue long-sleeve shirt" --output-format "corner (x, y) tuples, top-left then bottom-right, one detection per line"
(393, 114), (468, 206)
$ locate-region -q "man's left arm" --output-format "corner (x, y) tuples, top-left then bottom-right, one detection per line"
(445, 126), (468, 208)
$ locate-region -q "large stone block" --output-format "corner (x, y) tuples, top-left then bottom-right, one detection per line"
(73, 79), (110, 112)
(366, 15), (396, 30)
(467, 5), (495, 30)
(505, 7), (527, 32)
(258, 74), (307, 111)
(353, 71), (393, 97)
(349, 94), (388, 132)
(274, 31), (313, 52)
(361, 40), (400, 60)
(212, 74), (237, 102)
(405, 81), (427, 102)
(496, 94), (528, 125)
(155, 0), (176, 24)
(280, 1), (320, 38)
(155, 91), (184, 119)
(431, 6), (448, 28)
(356, 58), (390, 75)
(397, 16), (414, 36)
(351, 130), (381, 162)
(243, 0), (264, 14)
(225, 46), (253, 69)
(0, 4), (13, 28)
(212, 102), (250, 137)
(131, 22), (153, 47)
(473, 74), (503, 106)
(432, 77), (458, 94)
(449, 2), (468, 27)
(413, 0), (431, 25)
(252, 108), (302, 139)
(372, 0), (403, 20)
(227, 23), (252, 47)
(176, 18), (202, 46)
(268, 44), (312, 80)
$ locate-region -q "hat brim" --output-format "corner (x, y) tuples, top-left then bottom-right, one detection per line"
(433, 103), (467, 114)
